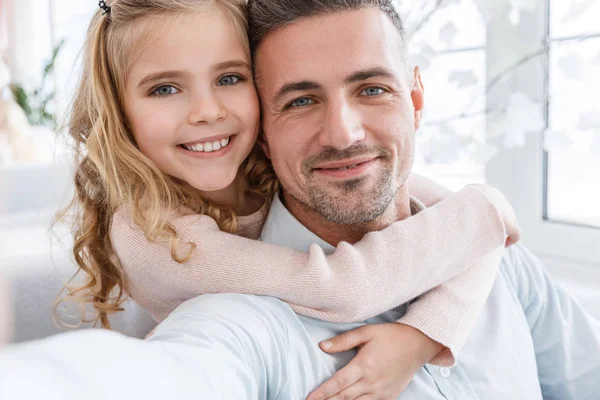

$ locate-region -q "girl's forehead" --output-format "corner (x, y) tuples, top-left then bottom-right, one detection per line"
(122, 10), (250, 83)
(134, 10), (247, 56)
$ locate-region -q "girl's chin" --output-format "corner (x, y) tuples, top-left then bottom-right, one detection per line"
(187, 174), (238, 193)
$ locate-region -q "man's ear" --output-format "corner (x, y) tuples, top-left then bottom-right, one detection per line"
(257, 133), (271, 159)
(411, 66), (425, 131)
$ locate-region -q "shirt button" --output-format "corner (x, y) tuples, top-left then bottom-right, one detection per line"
(440, 367), (452, 378)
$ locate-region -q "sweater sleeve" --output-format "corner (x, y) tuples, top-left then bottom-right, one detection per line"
(396, 175), (507, 366)
(111, 176), (506, 319)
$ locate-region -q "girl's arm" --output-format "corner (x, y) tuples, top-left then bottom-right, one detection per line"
(111, 176), (516, 364)
(400, 175), (519, 365)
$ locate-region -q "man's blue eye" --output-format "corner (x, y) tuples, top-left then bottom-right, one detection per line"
(153, 85), (178, 97)
(289, 98), (315, 108)
(218, 75), (241, 86)
(362, 87), (385, 96)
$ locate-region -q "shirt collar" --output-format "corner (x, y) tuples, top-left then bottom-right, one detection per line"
(261, 192), (426, 255)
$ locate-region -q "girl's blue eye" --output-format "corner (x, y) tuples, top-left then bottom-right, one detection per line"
(218, 75), (241, 86)
(289, 97), (315, 109)
(362, 87), (385, 96)
(153, 85), (178, 97)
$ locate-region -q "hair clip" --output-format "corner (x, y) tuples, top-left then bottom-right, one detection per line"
(98, 1), (111, 15)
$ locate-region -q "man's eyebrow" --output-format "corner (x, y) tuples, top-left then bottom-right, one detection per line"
(137, 70), (188, 88)
(344, 67), (397, 84)
(273, 81), (322, 104)
(214, 60), (252, 72)
(270, 67), (397, 104)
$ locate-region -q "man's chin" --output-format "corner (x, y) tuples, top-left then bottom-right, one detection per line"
(308, 191), (391, 225)
(315, 202), (389, 225)
(311, 175), (374, 193)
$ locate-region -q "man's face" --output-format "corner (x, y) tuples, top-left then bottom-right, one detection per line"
(256, 7), (424, 224)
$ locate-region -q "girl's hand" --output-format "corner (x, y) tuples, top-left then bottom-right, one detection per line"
(306, 323), (443, 400)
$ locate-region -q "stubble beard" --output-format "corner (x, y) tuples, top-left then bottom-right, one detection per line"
(306, 165), (400, 225)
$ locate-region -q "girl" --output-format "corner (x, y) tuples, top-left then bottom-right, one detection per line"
(57, 0), (519, 398)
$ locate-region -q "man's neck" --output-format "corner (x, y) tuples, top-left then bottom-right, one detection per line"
(282, 184), (412, 246)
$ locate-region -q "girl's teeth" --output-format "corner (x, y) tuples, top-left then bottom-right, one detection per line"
(183, 136), (232, 153)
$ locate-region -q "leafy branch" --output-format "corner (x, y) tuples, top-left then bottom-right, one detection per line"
(10, 39), (64, 130)
(405, 1), (599, 131)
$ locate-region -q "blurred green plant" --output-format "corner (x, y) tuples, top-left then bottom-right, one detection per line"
(10, 39), (64, 130)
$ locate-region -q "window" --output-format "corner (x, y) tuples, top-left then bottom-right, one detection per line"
(399, 0), (488, 190)
(50, 1), (97, 120)
(545, 1), (600, 228)
(485, 0), (600, 264)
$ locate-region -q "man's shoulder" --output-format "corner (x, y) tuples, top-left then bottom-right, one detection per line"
(152, 294), (301, 356)
(174, 292), (290, 311)
(150, 294), (297, 398)
(498, 243), (550, 305)
(168, 293), (298, 328)
(500, 243), (543, 275)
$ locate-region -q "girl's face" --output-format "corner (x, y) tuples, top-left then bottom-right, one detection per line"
(124, 8), (259, 192)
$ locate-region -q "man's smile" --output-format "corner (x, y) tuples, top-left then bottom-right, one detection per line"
(313, 157), (378, 179)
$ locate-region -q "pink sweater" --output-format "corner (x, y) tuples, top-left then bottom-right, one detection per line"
(110, 174), (511, 366)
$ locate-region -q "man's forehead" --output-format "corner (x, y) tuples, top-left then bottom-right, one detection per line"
(254, 7), (406, 91)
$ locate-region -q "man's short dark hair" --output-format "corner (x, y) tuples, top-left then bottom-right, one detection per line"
(248, 0), (406, 61)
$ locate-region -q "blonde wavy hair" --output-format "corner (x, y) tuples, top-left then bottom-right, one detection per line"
(54, 0), (279, 329)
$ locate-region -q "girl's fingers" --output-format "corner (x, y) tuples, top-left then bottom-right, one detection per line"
(326, 380), (367, 400)
(306, 363), (363, 400)
(320, 326), (370, 354)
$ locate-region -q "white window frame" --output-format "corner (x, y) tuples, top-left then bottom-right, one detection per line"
(485, 0), (600, 266)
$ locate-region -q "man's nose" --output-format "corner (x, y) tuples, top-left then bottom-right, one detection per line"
(187, 90), (227, 125)
(319, 101), (365, 150)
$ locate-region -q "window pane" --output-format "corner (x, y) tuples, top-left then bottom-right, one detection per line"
(550, 0), (600, 38)
(546, 37), (600, 227)
(400, 0), (488, 190)
(401, 0), (486, 50)
(51, 1), (97, 119)
(413, 50), (487, 190)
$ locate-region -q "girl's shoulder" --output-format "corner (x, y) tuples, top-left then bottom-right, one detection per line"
(236, 200), (270, 240)
(110, 205), (208, 241)
(111, 198), (270, 242)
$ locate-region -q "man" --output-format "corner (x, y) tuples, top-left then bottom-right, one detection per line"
(0, 1), (598, 399)
(240, 1), (600, 398)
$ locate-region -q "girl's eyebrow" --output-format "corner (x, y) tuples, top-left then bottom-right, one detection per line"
(214, 59), (252, 72)
(136, 60), (250, 88)
(137, 70), (189, 88)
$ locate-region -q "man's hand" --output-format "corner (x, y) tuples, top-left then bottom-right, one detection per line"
(306, 323), (443, 400)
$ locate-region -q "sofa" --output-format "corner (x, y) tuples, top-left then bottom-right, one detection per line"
(0, 162), (155, 343)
